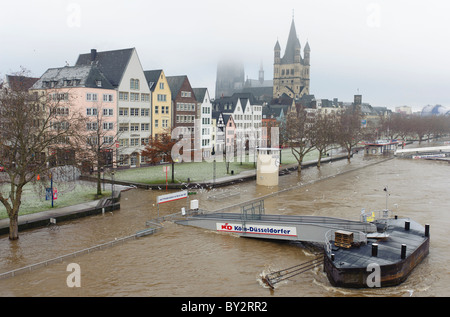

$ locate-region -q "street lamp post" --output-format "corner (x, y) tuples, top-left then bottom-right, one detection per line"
(211, 146), (216, 185)
(111, 171), (115, 206)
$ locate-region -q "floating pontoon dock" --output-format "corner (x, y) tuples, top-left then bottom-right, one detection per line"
(176, 200), (430, 288)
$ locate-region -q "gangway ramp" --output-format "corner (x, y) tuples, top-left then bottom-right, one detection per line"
(176, 212), (377, 244)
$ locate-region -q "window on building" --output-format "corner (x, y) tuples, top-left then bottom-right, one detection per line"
(103, 108), (114, 116)
(119, 123), (129, 132)
(130, 93), (139, 101)
(181, 91), (191, 98)
(103, 136), (114, 144)
(86, 108), (98, 116)
(130, 138), (139, 146)
(119, 92), (128, 101)
(119, 139), (129, 147)
(141, 93), (150, 102)
(86, 93), (98, 101)
(130, 123), (139, 132)
(87, 136), (98, 145)
(86, 122), (98, 130)
(119, 108), (128, 116)
(130, 78), (140, 90)
(103, 122), (114, 130)
(130, 108), (139, 116)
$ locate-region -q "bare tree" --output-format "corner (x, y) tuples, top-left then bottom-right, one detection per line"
(0, 70), (85, 240)
(336, 106), (364, 162)
(310, 112), (338, 168)
(77, 101), (119, 196)
(283, 106), (315, 175)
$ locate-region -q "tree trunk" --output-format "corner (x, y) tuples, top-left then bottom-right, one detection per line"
(317, 150), (323, 168)
(96, 170), (102, 196)
(9, 212), (19, 240)
(297, 155), (304, 175)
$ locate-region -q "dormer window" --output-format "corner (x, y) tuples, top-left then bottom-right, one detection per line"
(96, 80), (102, 87)
(130, 78), (140, 90)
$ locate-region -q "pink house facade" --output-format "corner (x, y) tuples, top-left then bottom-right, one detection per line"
(224, 114), (236, 154)
(31, 65), (118, 171)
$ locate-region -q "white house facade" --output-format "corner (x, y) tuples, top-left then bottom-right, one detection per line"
(75, 48), (152, 167)
(193, 88), (212, 158)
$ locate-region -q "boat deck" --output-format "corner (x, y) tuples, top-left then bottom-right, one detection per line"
(329, 218), (427, 268)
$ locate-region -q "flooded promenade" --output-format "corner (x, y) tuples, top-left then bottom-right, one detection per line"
(0, 149), (449, 297)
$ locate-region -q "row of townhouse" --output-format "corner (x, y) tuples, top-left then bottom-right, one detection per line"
(211, 93), (264, 158)
(29, 47), (215, 169)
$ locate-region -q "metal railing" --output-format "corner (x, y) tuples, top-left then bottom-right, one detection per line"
(0, 215), (170, 280)
(0, 233), (138, 280)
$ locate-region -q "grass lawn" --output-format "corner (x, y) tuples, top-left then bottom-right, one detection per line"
(0, 148), (322, 219)
(0, 181), (110, 219)
(113, 148), (320, 184)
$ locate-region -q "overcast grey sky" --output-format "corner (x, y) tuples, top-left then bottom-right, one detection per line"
(1, 0), (449, 111)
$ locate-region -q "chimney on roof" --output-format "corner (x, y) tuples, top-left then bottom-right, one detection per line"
(90, 49), (97, 62)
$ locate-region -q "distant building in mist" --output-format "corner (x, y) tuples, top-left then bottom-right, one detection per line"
(215, 17), (310, 104)
(215, 60), (245, 99)
(395, 106), (412, 115)
(242, 62), (273, 103)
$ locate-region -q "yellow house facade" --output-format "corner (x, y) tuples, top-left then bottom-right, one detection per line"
(144, 69), (172, 138)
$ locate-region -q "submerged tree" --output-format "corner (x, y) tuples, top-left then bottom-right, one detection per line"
(336, 106), (364, 162)
(310, 112), (339, 168)
(0, 70), (84, 240)
(283, 106), (315, 175)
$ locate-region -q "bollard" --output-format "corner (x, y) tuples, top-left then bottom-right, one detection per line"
(425, 224), (430, 237)
(372, 243), (378, 257)
(331, 254), (335, 261)
(405, 221), (410, 231)
(401, 244), (407, 259)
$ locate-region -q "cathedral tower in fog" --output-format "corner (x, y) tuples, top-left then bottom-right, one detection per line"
(273, 19), (310, 99)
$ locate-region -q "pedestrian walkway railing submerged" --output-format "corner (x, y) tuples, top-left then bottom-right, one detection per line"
(0, 233), (139, 280)
(0, 217), (167, 281)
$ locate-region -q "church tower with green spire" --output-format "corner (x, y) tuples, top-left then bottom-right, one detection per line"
(273, 18), (310, 99)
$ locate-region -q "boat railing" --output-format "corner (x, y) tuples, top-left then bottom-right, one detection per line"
(360, 209), (393, 223)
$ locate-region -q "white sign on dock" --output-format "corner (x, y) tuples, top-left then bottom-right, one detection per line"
(157, 190), (188, 205)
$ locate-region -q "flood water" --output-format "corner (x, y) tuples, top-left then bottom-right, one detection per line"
(0, 146), (449, 297)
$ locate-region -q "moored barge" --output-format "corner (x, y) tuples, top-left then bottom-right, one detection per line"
(323, 215), (430, 288)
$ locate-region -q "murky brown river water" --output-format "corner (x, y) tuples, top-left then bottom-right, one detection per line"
(0, 145), (449, 297)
